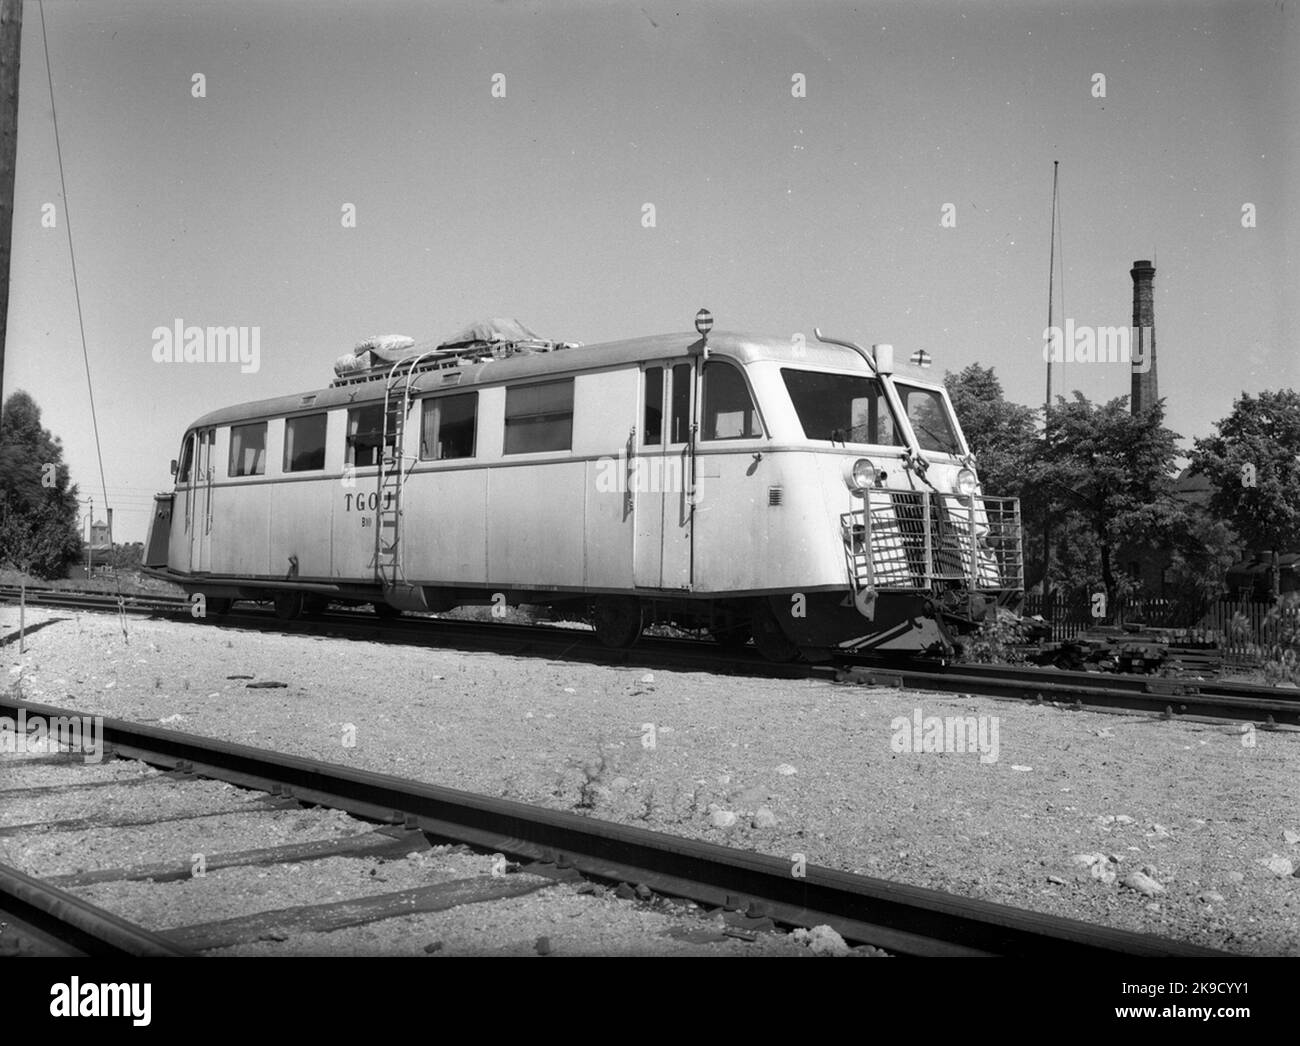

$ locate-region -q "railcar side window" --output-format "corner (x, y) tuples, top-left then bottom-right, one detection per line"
(177, 435), (195, 484)
(419, 392), (478, 460)
(702, 362), (763, 440)
(283, 413), (327, 472)
(643, 368), (663, 447)
(503, 379), (574, 454)
(228, 422), (267, 477)
(669, 363), (691, 444)
(346, 405), (387, 468)
(780, 369), (903, 446)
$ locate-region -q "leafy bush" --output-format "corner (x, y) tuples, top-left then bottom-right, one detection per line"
(1259, 594), (1300, 685)
(962, 609), (1030, 664)
(1226, 593), (1300, 684)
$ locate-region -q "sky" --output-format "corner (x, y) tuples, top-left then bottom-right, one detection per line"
(5, 0), (1297, 542)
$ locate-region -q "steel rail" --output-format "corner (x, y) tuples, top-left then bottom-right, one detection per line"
(4, 585), (1297, 723)
(0, 584), (183, 614)
(836, 660), (1300, 727)
(843, 652), (1281, 700)
(0, 860), (190, 957)
(0, 694), (1224, 957)
(0, 584), (814, 679)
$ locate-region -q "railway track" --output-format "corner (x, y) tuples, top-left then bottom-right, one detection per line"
(0, 694), (1223, 957)
(0, 751), (551, 957)
(0, 861), (188, 957)
(3, 583), (1298, 727)
(835, 659), (1300, 728)
(0, 583), (184, 616)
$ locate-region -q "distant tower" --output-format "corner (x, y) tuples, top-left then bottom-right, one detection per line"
(1130, 259), (1158, 415)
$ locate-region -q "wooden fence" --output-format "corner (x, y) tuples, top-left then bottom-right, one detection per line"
(1019, 593), (1297, 662)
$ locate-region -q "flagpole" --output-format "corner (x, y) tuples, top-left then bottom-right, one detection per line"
(1042, 160), (1059, 603)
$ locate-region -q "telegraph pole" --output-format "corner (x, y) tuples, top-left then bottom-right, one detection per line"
(1044, 161), (1058, 413)
(0, 0), (21, 415)
(1041, 160), (1059, 603)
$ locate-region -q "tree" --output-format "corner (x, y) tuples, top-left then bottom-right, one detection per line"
(0, 390), (82, 578)
(1029, 394), (1187, 604)
(106, 541), (144, 570)
(943, 364), (1037, 500)
(1161, 513), (1238, 609)
(1190, 389), (1300, 598)
(944, 364), (1043, 589)
(1043, 511), (1103, 597)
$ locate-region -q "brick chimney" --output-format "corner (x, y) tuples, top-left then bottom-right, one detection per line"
(1130, 259), (1157, 415)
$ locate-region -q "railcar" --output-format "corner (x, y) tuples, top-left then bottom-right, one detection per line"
(143, 315), (1023, 661)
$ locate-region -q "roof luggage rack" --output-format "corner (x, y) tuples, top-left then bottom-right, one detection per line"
(331, 334), (580, 388)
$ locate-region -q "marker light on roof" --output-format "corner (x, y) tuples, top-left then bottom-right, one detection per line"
(695, 309), (713, 336)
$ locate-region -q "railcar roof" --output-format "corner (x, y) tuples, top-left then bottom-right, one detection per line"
(186, 330), (941, 429)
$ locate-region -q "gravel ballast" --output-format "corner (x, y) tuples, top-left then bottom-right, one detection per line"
(3, 606), (1297, 955)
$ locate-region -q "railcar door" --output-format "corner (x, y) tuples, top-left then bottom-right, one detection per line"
(175, 432), (196, 571)
(633, 361), (694, 589)
(188, 427), (215, 573)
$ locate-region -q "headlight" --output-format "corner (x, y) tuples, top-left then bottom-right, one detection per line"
(956, 468), (978, 497)
(846, 457), (878, 495)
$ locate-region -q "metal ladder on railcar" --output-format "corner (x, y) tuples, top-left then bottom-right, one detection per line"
(365, 336), (576, 609)
(374, 354), (438, 611)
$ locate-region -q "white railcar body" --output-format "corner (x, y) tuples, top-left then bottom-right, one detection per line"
(145, 328), (1023, 658)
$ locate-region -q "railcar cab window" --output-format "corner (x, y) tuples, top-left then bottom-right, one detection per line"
(228, 421), (267, 477)
(283, 413), (327, 472)
(177, 434), (195, 484)
(504, 379), (574, 454)
(780, 369), (903, 446)
(420, 392), (477, 460)
(895, 384), (963, 456)
(702, 361), (762, 440)
(346, 405), (388, 468)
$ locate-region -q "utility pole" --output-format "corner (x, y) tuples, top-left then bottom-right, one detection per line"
(0, 0), (21, 415)
(1041, 160), (1059, 604)
(1045, 160), (1058, 414)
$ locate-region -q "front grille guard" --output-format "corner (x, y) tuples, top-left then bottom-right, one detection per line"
(840, 491), (1023, 596)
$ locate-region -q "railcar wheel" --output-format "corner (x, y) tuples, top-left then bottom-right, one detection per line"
(592, 596), (644, 648)
(204, 597), (233, 618)
(710, 623), (751, 650)
(751, 603), (800, 663)
(273, 592), (305, 621)
(303, 595), (330, 618)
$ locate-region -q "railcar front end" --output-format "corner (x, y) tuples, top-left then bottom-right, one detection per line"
(695, 332), (1023, 661)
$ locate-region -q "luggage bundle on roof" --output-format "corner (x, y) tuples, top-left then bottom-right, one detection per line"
(331, 319), (579, 384)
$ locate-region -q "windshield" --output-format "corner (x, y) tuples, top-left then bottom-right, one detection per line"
(781, 369), (903, 446)
(895, 383), (963, 455)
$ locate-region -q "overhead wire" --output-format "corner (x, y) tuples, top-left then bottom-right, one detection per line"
(38, 0), (111, 533)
